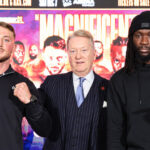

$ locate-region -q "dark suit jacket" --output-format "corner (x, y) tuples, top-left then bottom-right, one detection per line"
(39, 71), (108, 150)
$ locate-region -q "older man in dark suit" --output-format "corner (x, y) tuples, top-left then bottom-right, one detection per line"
(15, 29), (108, 150)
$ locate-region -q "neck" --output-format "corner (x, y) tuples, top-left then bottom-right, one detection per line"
(0, 59), (10, 74)
(74, 70), (92, 77)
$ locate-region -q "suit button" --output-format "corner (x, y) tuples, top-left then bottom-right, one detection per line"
(71, 137), (77, 147)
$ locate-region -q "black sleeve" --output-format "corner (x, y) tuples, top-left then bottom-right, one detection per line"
(37, 77), (61, 141)
(107, 76), (126, 150)
(24, 79), (52, 137)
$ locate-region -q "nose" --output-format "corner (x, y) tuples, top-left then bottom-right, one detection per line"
(50, 57), (58, 66)
(0, 38), (3, 47)
(18, 52), (23, 57)
(75, 50), (81, 59)
(141, 35), (149, 45)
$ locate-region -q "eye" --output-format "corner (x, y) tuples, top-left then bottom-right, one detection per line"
(134, 33), (141, 39)
(4, 38), (10, 42)
(57, 56), (63, 61)
(114, 59), (120, 63)
(148, 33), (150, 38)
(69, 49), (75, 54)
(82, 49), (87, 52)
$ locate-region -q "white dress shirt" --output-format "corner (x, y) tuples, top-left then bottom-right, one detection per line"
(73, 70), (94, 98)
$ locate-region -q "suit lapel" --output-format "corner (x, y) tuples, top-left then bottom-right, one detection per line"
(89, 73), (107, 148)
(60, 72), (74, 145)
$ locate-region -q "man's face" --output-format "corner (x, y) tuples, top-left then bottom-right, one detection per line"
(0, 26), (15, 63)
(133, 29), (150, 63)
(43, 46), (66, 75)
(29, 44), (38, 59)
(94, 41), (103, 59)
(68, 36), (95, 77)
(13, 44), (25, 65)
(111, 45), (126, 72)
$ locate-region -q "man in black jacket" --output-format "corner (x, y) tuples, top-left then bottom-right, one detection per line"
(0, 21), (52, 150)
(107, 11), (150, 150)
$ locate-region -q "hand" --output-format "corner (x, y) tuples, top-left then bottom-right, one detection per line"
(13, 82), (32, 104)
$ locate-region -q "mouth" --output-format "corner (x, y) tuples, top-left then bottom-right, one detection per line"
(138, 47), (150, 53)
(139, 49), (149, 52)
(138, 49), (150, 57)
(76, 61), (84, 64)
(139, 49), (150, 54)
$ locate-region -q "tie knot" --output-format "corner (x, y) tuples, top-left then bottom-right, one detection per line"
(79, 77), (85, 86)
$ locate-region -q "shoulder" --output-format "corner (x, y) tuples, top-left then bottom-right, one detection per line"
(45, 72), (72, 82)
(94, 73), (109, 94)
(40, 72), (72, 89)
(94, 72), (109, 85)
(108, 68), (129, 90)
(13, 72), (36, 92)
(11, 71), (37, 96)
(14, 71), (32, 84)
(110, 68), (126, 82)
(11, 70), (30, 83)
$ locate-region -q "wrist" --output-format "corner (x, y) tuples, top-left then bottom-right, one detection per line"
(29, 95), (38, 103)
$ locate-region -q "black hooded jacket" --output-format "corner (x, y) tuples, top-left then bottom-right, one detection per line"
(107, 64), (150, 150)
(0, 66), (52, 150)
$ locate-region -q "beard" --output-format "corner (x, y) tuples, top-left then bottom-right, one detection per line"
(0, 56), (10, 62)
(133, 43), (150, 64)
(12, 57), (22, 65)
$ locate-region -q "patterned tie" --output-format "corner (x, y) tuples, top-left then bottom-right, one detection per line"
(76, 77), (85, 107)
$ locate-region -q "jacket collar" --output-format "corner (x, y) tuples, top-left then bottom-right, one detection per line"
(0, 65), (15, 77)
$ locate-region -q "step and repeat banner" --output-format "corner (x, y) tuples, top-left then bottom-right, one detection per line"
(1, 0), (149, 150)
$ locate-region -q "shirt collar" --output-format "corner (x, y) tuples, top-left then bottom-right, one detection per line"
(73, 70), (94, 82)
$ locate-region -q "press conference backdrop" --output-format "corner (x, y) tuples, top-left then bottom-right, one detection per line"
(1, 0), (149, 149)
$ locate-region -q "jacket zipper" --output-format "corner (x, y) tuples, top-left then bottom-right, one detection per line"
(0, 71), (15, 78)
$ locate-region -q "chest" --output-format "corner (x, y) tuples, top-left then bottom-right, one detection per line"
(0, 75), (24, 120)
(123, 72), (150, 113)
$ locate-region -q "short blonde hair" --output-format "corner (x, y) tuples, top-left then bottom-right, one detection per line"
(67, 29), (94, 49)
(0, 22), (16, 38)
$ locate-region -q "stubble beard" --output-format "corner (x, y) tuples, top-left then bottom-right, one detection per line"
(134, 44), (150, 64)
(0, 55), (11, 63)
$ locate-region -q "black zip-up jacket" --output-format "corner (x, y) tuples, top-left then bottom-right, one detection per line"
(0, 66), (52, 150)
(107, 65), (150, 150)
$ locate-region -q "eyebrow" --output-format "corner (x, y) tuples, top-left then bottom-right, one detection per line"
(3, 35), (11, 38)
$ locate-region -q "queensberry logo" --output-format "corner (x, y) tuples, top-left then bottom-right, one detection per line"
(39, 0), (95, 7)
